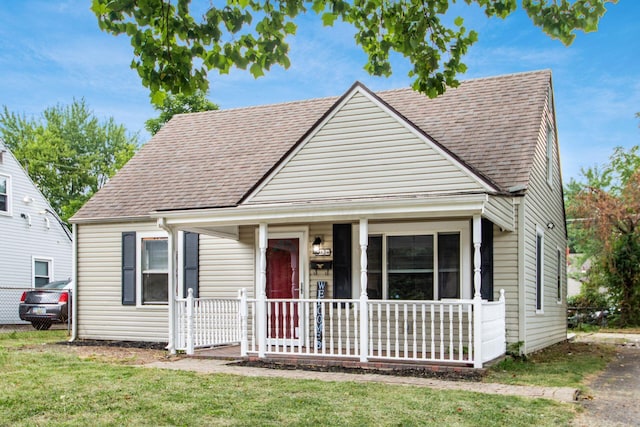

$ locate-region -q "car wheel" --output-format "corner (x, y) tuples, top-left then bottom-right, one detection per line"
(32, 320), (52, 330)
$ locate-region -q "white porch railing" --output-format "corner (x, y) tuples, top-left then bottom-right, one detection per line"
(176, 289), (506, 368)
(175, 289), (242, 354)
(367, 299), (474, 363)
(480, 289), (507, 364)
(245, 298), (362, 358)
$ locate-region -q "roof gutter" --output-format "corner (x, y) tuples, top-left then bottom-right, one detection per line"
(152, 192), (493, 228)
(69, 215), (155, 225)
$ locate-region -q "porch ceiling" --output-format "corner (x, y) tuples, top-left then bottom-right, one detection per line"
(152, 193), (514, 236)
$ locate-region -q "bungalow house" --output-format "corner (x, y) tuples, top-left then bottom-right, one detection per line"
(0, 139), (72, 324)
(70, 70), (567, 368)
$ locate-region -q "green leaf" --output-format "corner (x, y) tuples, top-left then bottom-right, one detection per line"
(249, 63), (265, 78)
(284, 21), (297, 34)
(151, 90), (167, 106)
(321, 12), (338, 26)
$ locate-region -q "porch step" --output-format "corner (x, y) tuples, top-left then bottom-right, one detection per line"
(189, 345), (484, 379)
(190, 344), (244, 361)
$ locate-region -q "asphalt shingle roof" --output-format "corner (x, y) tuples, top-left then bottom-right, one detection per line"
(71, 70), (551, 222)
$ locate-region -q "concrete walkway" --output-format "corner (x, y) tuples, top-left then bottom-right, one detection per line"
(145, 358), (579, 403)
(572, 333), (640, 426)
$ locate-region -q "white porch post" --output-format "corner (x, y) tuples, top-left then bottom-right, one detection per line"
(186, 288), (195, 355)
(239, 288), (248, 357)
(158, 218), (179, 354)
(359, 218), (369, 362)
(257, 223), (268, 358)
(472, 214), (483, 368)
(473, 214), (482, 298)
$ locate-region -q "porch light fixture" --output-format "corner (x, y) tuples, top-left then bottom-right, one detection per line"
(312, 236), (322, 255)
(547, 221), (555, 230)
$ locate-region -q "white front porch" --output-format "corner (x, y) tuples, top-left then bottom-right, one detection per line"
(157, 196), (511, 369)
(175, 290), (506, 368)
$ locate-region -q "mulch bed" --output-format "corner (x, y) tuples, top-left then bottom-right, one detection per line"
(58, 339), (167, 351)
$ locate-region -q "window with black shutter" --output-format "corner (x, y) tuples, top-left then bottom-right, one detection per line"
(121, 231), (136, 305)
(183, 231), (199, 298)
(480, 219), (494, 301)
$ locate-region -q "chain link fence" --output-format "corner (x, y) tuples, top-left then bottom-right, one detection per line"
(0, 285), (72, 333)
(567, 306), (610, 329)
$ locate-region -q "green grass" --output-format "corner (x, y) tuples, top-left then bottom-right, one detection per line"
(0, 332), (578, 426)
(0, 329), (68, 348)
(486, 341), (616, 389)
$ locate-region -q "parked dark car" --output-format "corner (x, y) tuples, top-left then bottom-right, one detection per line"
(19, 279), (72, 330)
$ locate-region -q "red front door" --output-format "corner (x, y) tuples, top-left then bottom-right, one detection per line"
(266, 238), (300, 339)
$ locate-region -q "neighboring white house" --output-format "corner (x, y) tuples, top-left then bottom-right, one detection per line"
(70, 70), (567, 367)
(0, 139), (72, 324)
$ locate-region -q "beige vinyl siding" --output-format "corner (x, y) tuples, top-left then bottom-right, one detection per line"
(308, 223), (334, 299)
(76, 221), (168, 342)
(484, 196), (515, 232)
(521, 90), (567, 353)
(77, 222), (256, 342)
(493, 220), (520, 344)
(199, 225), (255, 299)
(249, 92), (484, 204)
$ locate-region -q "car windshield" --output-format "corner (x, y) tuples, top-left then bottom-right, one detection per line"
(39, 280), (71, 290)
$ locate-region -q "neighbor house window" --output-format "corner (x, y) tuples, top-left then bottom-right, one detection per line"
(0, 174), (10, 214)
(546, 127), (554, 186)
(536, 229), (544, 312)
(33, 258), (52, 287)
(366, 222), (468, 300)
(140, 235), (168, 304)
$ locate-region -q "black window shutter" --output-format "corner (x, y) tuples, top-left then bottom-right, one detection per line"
(332, 224), (352, 299)
(183, 232), (199, 298)
(480, 219), (494, 301)
(122, 231), (136, 305)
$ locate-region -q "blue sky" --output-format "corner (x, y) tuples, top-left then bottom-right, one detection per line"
(0, 1), (638, 182)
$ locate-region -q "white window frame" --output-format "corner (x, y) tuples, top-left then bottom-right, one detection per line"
(366, 221), (471, 300)
(0, 173), (11, 216)
(546, 126), (554, 187)
(535, 226), (545, 314)
(136, 231), (169, 307)
(32, 256), (54, 288)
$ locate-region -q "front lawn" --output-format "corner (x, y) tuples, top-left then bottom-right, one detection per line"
(0, 331), (577, 426)
(485, 340), (616, 389)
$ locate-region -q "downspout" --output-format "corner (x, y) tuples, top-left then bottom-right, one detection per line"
(69, 223), (78, 342)
(515, 198), (527, 353)
(158, 218), (177, 354)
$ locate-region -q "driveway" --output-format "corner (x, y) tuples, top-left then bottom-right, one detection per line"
(573, 334), (640, 426)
